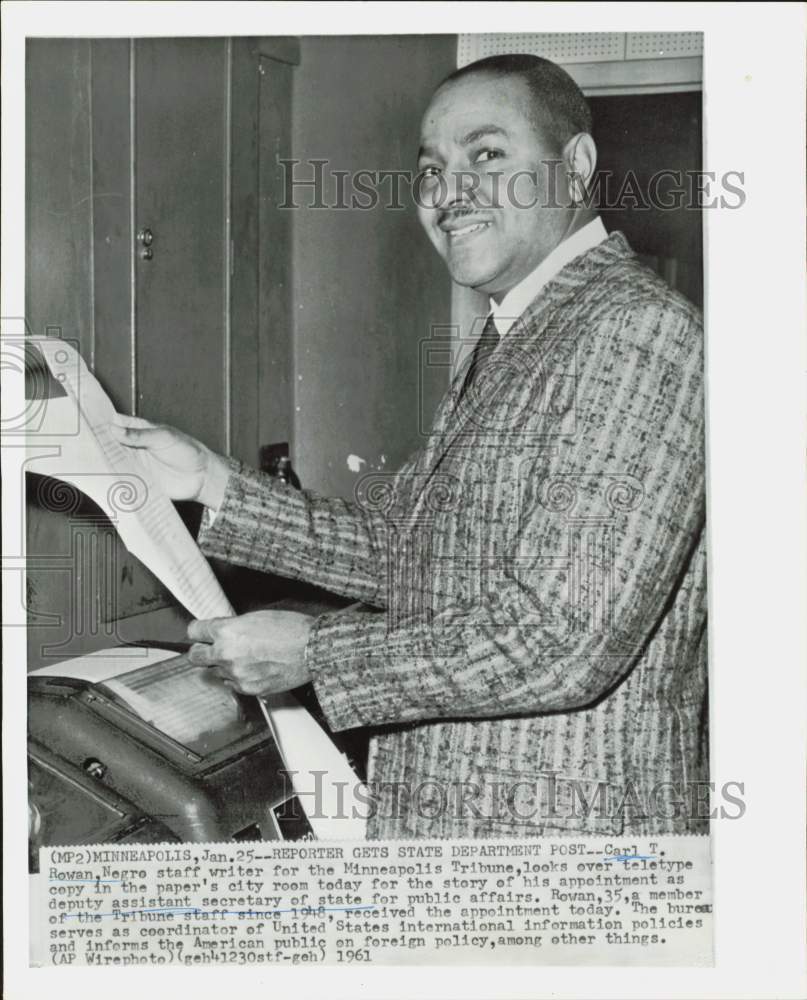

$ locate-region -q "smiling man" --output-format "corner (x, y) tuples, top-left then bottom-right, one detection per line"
(113, 54), (708, 839)
(416, 57), (598, 298)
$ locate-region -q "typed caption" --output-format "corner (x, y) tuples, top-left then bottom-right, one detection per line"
(33, 836), (712, 967)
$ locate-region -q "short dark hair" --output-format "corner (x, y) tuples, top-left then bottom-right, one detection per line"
(440, 53), (593, 151)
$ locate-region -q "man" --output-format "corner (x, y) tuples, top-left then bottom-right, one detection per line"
(113, 54), (707, 839)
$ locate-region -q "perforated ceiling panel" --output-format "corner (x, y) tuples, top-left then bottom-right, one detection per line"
(626, 32), (703, 60)
(458, 32), (704, 68)
(457, 32), (626, 67)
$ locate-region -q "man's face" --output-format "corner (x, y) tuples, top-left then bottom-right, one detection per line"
(416, 73), (572, 301)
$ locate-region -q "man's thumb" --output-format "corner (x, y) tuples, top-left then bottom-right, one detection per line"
(109, 421), (162, 448)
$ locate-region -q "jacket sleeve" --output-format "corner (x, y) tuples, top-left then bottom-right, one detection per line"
(196, 453), (420, 606)
(305, 298), (705, 731)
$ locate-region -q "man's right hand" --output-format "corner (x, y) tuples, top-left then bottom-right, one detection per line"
(109, 414), (230, 510)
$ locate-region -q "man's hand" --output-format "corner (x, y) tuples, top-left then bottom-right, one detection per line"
(108, 414), (230, 510)
(186, 611), (314, 696)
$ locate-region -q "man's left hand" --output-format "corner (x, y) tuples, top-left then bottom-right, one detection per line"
(187, 610), (314, 696)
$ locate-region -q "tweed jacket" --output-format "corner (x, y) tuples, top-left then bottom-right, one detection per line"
(198, 231), (708, 840)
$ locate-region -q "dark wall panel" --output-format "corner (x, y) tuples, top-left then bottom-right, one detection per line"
(256, 51), (295, 463)
(290, 35), (456, 498)
(25, 39), (93, 349)
(590, 91), (704, 308)
(90, 38), (134, 414)
(228, 38), (262, 466)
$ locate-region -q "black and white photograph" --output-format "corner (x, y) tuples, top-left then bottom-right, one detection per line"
(3, 2), (806, 998)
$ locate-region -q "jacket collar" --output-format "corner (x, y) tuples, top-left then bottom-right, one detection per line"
(491, 217), (609, 339)
(503, 229), (636, 339)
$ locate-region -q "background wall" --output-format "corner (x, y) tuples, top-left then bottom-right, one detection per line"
(25, 39), (173, 656)
(590, 91), (703, 309)
(24, 35), (456, 665)
(290, 34), (456, 498)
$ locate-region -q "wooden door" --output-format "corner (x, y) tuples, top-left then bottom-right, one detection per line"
(133, 38), (229, 453)
(25, 38), (294, 664)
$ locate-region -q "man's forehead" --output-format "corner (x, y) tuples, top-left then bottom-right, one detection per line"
(419, 74), (533, 146)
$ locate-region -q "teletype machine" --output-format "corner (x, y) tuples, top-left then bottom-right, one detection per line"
(28, 646), (321, 859)
(25, 337), (366, 868)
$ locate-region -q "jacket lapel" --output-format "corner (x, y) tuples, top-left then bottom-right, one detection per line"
(414, 231), (636, 488)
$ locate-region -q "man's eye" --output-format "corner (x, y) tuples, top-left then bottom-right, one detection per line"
(474, 148), (504, 164)
(419, 165), (442, 179)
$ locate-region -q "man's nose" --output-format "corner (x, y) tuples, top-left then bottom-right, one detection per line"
(438, 166), (480, 209)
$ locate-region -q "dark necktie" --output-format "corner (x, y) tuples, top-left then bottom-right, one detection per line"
(458, 313), (501, 403)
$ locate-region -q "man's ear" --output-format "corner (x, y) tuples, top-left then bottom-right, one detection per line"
(564, 132), (598, 204)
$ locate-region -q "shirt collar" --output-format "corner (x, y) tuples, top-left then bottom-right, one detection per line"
(490, 217), (608, 338)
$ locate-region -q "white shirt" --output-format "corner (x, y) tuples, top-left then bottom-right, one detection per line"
(490, 216), (608, 339)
